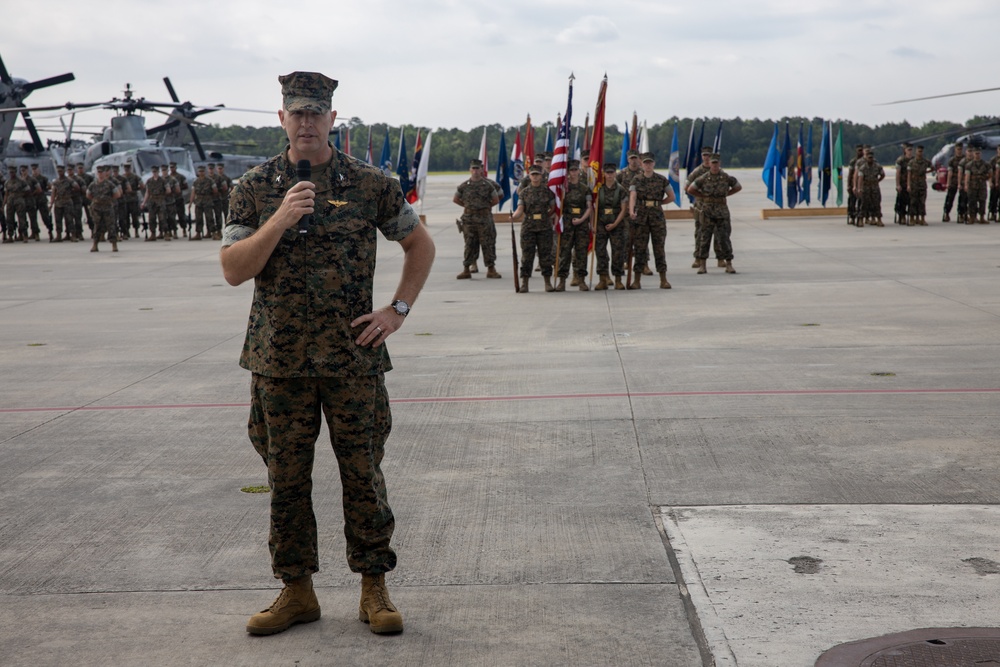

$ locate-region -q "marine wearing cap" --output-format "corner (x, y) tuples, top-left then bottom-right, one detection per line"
(278, 71), (339, 113)
(469, 159), (483, 169)
(640, 152), (655, 163)
(528, 164), (543, 175)
(710, 153), (721, 163)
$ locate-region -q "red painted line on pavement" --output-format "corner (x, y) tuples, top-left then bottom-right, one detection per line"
(2, 388), (998, 414)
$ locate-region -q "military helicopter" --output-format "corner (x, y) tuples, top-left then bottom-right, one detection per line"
(149, 77), (268, 177)
(877, 86), (1000, 190)
(0, 53), (75, 177)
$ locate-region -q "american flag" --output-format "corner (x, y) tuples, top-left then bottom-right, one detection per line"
(548, 74), (574, 233)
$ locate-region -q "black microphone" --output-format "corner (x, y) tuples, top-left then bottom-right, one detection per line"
(296, 159), (312, 235)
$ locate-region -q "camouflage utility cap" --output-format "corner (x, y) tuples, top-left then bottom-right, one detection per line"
(701, 146), (712, 155)
(709, 153), (721, 162)
(279, 71), (338, 113)
(640, 152), (655, 163)
(469, 159), (483, 168)
(603, 162), (618, 172)
(627, 150), (639, 158)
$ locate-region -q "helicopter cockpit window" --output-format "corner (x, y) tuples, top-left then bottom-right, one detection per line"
(136, 154), (169, 171)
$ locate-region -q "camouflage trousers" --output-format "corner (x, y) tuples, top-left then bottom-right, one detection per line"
(214, 200), (227, 229)
(125, 199), (142, 233)
(909, 186), (928, 217)
(968, 184), (987, 217)
(859, 187), (882, 219)
(943, 187), (958, 215)
(462, 219), (497, 267)
(53, 204), (73, 236)
(632, 213), (667, 273)
(34, 199), (51, 233)
(193, 204), (213, 236)
(696, 213), (733, 261)
(91, 206), (118, 242)
(249, 373), (396, 581)
(147, 201), (168, 236)
(848, 190), (859, 220)
(520, 225), (553, 278)
(5, 202), (29, 238)
(556, 220), (590, 279)
(594, 220), (627, 276)
(990, 185), (1000, 217)
(691, 206), (722, 258)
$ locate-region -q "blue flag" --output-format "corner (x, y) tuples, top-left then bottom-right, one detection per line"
(495, 130), (511, 211)
(762, 122), (779, 205)
(712, 121), (723, 153)
(619, 123), (630, 169)
(396, 128), (410, 201)
(784, 122), (797, 209)
(817, 120), (830, 207)
(668, 124), (681, 206)
(544, 125), (553, 153)
(379, 128), (392, 176)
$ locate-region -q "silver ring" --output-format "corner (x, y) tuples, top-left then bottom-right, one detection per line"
(375, 326), (383, 334)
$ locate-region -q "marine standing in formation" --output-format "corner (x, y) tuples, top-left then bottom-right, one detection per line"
(86, 165), (122, 252)
(906, 145), (931, 225)
(555, 159), (593, 291)
(592, 162), (629, 290)
(963, 145), (990, 224)
(942, 142), (964, 223)
(4, 165), (30, 242)
(30, 163), (53, 241)
(122, 163), (144, 238)
(189, 164), (217, 240)
(453, 158), (501, 279)
(687, 153), (741, 274)
(686, 146), (723, 266)
(893, 143), (912, 225)
(628, 151), (674, 289)
(846, 144), (864, 226)
(511, 164), (556, 293)
(49, 164), (79, 242)
(616, 149), (652, 276)
(219, 70), (434, 638)
(854, 147), (885, 226)
(989, 146), (1000, 222)
(141, 165), (168, 241)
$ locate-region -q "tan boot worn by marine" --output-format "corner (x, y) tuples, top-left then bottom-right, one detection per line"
(659, 271), (671, 289)
(359, 573), (403, 634)
(594, 274), (610, 291)
(518, 277), (529, 293)
(456, 268), (472, 279)
(554, 277), (566, 292)
(696, 259), (707, 274)
(725, 260), (736, 274)
(628, 274), (641, 290)
(247, 576), (321, 636)
(469, 262), (479, 273)
(717, 259), (726, 267)
(614, 276), (625, 290)
(544, 276), (555, 292)
(642, 265), (653, 276)
(486, 266), (502, 279)
(570, 275), (580, 287)
(578, 278), (589, 291)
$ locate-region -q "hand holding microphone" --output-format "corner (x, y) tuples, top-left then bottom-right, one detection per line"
(296, 159), (312, 235)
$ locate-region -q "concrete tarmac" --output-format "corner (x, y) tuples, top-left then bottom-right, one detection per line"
(2, 170), (999, 666)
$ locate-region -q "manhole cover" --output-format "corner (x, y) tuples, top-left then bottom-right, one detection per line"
(816, 627), (1000, 666)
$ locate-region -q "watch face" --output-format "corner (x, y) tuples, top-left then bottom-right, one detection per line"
(394, 300), (409, 315)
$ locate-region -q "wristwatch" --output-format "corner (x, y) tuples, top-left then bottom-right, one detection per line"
(391, 299), (410, 317)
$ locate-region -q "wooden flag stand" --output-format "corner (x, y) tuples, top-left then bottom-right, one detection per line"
(760, 207), (848, 219)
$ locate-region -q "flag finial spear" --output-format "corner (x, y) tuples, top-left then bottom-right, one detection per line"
(569, 72), (575, 82)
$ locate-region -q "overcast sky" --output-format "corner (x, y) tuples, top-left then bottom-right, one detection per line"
(6, 0), (999, 144)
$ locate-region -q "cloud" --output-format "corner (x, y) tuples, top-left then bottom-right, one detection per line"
(556, 16), (620, 44)
(890, 46), (933, 59)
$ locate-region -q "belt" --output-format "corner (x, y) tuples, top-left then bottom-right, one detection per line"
(643, 200), (660, 207)
(704, 196), (726, 203)
(603, 208), (614, 215)
(569, 207), (582, 214)
(530, 213), (543, 220)
(464, 207), (491, 213)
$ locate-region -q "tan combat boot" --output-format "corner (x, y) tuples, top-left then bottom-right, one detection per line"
(717, 259), (726, 267)
(594, 274), (610, 291)
(544, 276), (555, 292)
(691, 259), (700, 268)
(456, 268), (472, 279)
(554, 277), (566, 292)
(659, 271), (671, 289)
(725, 261), (736, 274)
(469, 262), (479, 273)
(246, 576), (321, 635)
(642, 265), (653, 276)
(518, 277), (529, 293)
(570, 275), (580, 287)
(628, 274), (641, 290)
(90, 240), (99, 252)
(486, 266), (501, 279)
(696, 259), (706, 274)
(359, 573), (403, 634)
(614, 276), (625, 290)
(578, 278), (589, 291)
(111, 241), (118, 253)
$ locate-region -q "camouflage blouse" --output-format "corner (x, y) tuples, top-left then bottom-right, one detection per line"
(145, 177), (167, 202)
(630, 171), (670, 219)
(561, 181), (590, 222)
(519, 183), (556, 232)
(965, 158), (990, 185)
(596, 182), (626, 223)
(691, 171), (739, 218)
(455, 177), (497, 224)
(192, 175), (217, 205)
(225, 146), (420, 379)
(86, 179), (120, 211)
(50, 175), (77, 207)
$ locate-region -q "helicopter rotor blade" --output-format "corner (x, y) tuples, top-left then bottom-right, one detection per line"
(187, 121), (207, 161)
(163, 77), (181, 103)
(23, 72), (75, 93)
(20, 109), (44, 152)
(876, 86), (1000, 106)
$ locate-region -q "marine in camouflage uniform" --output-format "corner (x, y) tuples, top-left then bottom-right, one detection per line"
(142, 166), (168, 241)
(943, 143), (963, 222)
(161, 168), (178, 239)
(30, 164), (53, 240)
(686, 147), (722, 265)
(169, 163), (189, 236)
(906, 145), (932, 225)
(76, 164), (95, 234)
(628, 152), (674, 289)
(956, 150), (971, 223)
(220, 71), (434, 637)
(511, 164), (556, 292)
(4, 166), (30, 242)
(593, 162), (629, 290)
(555, 161), (592, 290)
(854, 149), (885, 226)
(989, 146), (1000, 222)
(688, 153), (741, 273)
(68, 165), (87, 241)
(617, 150), (653, 275)
(189, 166), (217, 240)
(20, 166), (42, 241)
(49, 164), (79, 242)
(86, 166), (121, 251)
(847, 145), (864, 226)
(210, 163), (229, 239)
(122, 163), (144, 238)
(217, 163), (233, 222)
(453, 158), (500, 279)
(964, 146), (990, 223)
(893, 144), (912, 225)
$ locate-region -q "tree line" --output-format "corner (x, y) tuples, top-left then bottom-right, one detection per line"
(196, 116), (996, 172)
